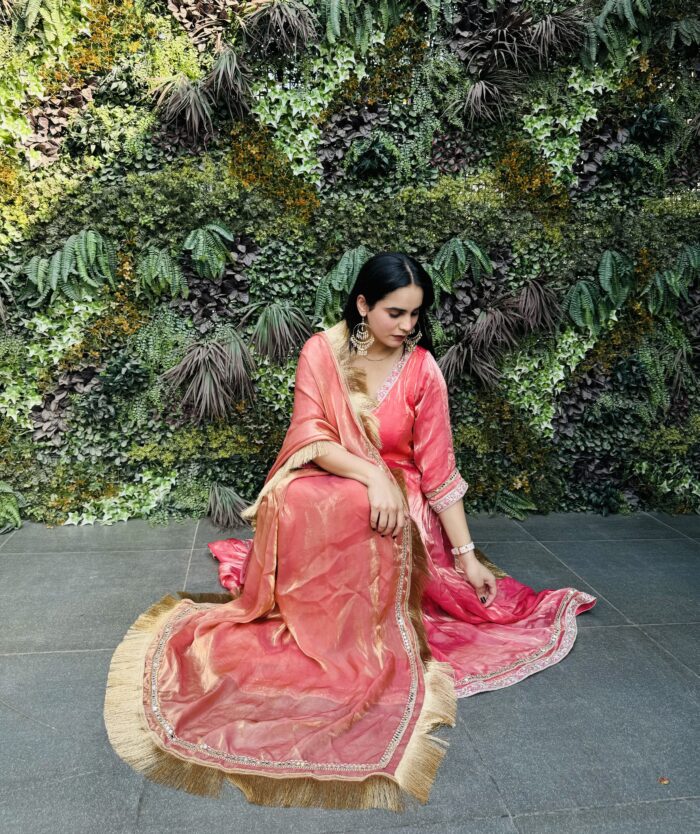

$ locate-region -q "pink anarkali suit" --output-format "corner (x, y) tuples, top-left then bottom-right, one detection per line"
(104, 320), (596, 812)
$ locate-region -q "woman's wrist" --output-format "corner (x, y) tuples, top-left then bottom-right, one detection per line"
(450, 541), (475, 556)
(365, 465), (387, 487)
(454, 551), (477, 564)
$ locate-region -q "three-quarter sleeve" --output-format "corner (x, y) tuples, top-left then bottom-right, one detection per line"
(412, 350), (469, 513)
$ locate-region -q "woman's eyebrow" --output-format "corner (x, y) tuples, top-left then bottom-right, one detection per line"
(387, 306), (420, 312)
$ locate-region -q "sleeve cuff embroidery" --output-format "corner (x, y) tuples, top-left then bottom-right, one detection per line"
(425, 468), (469, 513)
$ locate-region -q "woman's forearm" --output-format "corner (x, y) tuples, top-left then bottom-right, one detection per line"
(312, 444), (380, 486)
(314, 447), (476, 556)
(435, 498), (477, 558)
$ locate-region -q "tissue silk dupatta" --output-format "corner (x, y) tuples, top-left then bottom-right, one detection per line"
(104, 321), (461, 812)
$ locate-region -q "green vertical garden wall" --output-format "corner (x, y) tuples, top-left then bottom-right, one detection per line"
(0, 0), (698, 531)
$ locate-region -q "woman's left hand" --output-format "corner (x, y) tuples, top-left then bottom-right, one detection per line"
(455, 554), (498, 607)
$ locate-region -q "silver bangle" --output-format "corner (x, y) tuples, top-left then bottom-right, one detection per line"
(450, 542), (475, 556)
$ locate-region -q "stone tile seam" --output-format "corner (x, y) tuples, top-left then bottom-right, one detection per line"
(0, 648), (115, 656)
(0, 766), (139, 795)
(182, 518), (200, 592)
(0, 529), (18, 553)
(0, 694), (58, 731)
(640, 510), (700, 543)
(511, 528), (636, 627)
(579, 621), (700, 628)
(508, 793), (700, 821)
(633, 624), (700, 683)
(458, 717), (518, 828)
(0, 547), (198, 555)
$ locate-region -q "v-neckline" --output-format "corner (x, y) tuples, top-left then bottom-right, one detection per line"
(364, 347), (412, 409)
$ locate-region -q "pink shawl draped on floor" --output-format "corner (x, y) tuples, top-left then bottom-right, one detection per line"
(104, 320), (465, 812)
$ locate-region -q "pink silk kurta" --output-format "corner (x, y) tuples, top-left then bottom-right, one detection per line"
(209, 333), (597, 697)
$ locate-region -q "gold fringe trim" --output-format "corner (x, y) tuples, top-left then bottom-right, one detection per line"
(103, 593), (229, 799)
(393, 657), (457, 804)
(225, 772), (405, 811)
(388, 468), (458, 805)
(239, 438), (340, 528)
(103, 470), (460, 811)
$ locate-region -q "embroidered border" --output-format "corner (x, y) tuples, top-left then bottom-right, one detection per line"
(373, 348), (412, 408)
(425, 468), (461, 500)
(454, 589), (597, 697)
(430, 477), (468, 513)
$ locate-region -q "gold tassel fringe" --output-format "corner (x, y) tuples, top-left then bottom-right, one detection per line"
(239, 438), (340, 528)
(103, 593), (228, 798)
(104, 479), (460, 812)
(225, 772), (406, 811)
(393, 657), (457, 804)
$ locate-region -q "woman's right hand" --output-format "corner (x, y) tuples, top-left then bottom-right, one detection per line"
(366, 469), (406, 538)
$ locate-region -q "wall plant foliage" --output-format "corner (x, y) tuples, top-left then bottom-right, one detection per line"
(0, 0), (698, 531)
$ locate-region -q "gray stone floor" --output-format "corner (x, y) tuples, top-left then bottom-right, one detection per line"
(1, 511), (698, 834)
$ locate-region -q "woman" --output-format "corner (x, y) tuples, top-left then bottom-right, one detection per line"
(104, 252), (596, 812)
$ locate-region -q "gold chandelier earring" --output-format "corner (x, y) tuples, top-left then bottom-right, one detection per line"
(404, 325), (422, 352)
(349, 313), (374, 355)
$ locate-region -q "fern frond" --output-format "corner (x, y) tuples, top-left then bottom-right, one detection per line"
(564, 280), (600, 332)
(432, 237), (466, 292)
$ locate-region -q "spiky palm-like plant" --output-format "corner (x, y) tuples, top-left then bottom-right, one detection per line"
(516, 278), (563, 334)
(469, 301), (524, 356)
(446, 0), (586, 125)
(1, 0), (19, 24)
(437, 335), (502, 389)
(239, 300), (313, 363)
(207, 481), (251, 528)
(527, 6), (586, 69)
(152, 73), (215, 141)
(444, 67), (524, 126)
(204, 42), (253, 118)
(240, 0), (318, 57)
(160, 328), (256, 423)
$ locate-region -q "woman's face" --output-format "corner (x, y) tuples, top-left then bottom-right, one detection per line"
(357, 285), (424, 351)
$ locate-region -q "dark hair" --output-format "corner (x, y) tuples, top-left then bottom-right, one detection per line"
(341, 252), (436, 357)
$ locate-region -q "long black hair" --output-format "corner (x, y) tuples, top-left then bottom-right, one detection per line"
(341, 252), (436, 357)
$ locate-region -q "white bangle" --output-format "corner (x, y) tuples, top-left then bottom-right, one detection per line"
(450, 542), (475, 556)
